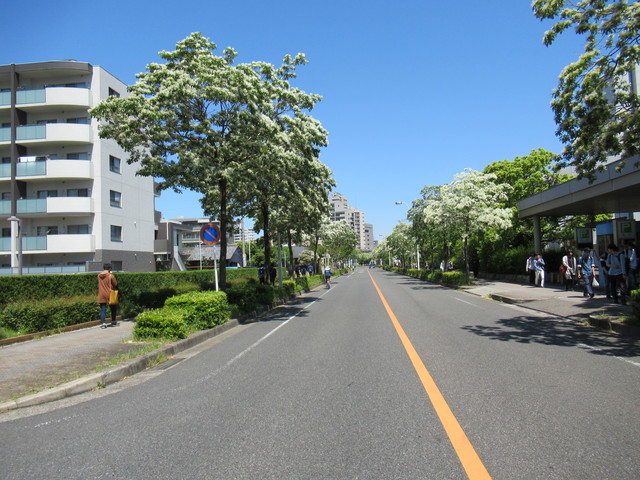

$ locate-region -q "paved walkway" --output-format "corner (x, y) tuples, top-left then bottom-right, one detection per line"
(0, 278), (636, 411)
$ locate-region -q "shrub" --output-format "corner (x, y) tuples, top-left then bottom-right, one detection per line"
(164, 291), (230, 329)
(0, 296), (100, 334)
(134, 309), (189, 339)
(226, 279), (276, 313)
(630, 289), (640, 322)
(135, 282), (201, 311)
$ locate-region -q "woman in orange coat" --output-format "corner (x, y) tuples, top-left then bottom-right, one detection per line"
(98, 263), (118, 328)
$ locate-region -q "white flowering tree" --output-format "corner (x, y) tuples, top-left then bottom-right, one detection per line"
(421, 169), (512, 281)
(320, 220), (358, 267)
(533, 0), (640, 179)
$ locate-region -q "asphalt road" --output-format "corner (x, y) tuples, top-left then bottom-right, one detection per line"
(1, 268), (639, 479)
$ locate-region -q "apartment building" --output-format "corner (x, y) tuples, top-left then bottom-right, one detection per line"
(0, 61), (157, 274)
(329, 192), (373, 252)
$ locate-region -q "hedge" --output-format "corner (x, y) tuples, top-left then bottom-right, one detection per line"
(0, 268), (257, 308)
(164, 291), (231, 329)
(134, 291), (231, 339)
(0, 296), (100, 334)
(385, 266), (469, 286)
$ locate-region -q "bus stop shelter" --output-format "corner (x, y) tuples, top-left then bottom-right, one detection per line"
(517, 156), (640, 252)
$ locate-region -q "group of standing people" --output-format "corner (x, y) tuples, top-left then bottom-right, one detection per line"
(525, 241), (638, 304)
(526, 253), (546, 287)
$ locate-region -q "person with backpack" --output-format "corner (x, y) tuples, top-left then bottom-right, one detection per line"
(534, 253), (546, 287)
(606, 244), (627, 305)
(577, 248), (595, 299)
(561, 250), (577, 291)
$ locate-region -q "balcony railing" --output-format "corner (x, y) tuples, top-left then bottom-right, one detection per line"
(0, 158), (92, 179)
(0, 197), (93, 215)
(0, 161), (47, 178)
(0, 265), (88, 276)
(0, 89), (46, 106)
(0, 124), (91, 144)
(0, 235), (47, 252)
(0, 86), (89, 107)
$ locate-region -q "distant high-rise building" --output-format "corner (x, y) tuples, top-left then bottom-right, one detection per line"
(329, 192), (373, 252)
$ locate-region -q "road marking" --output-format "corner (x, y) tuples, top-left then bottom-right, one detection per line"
(577, 343), (640, 368)
(173, 289), (331, 392)
(368, 271), (492, 480)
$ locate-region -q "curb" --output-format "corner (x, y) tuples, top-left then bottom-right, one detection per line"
(0, 284), (328, 414)
(0, 319), (239, 413)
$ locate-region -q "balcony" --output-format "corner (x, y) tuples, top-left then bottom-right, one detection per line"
(0, 235), (46, 252)
(0, 158), (92, 180)
(0, 86), (90, 108)
(0, 234), (94, 253)
(0, 123), (92, 145)
(0, 197), (93, 215)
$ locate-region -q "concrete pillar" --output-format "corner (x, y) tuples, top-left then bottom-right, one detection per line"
(533, 216), (542, 254)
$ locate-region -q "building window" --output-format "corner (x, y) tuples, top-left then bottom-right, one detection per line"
(1, 157), (10, 164)
(67, 188), (89, 197)
(67, 224), (89, 234)
(1, 192), (10, 200)
(111, 260), (123, 271)
(110, 225), (122, 242)
(1, 228), (10, 237)
(108, 88), (120, 98)
(36, 226), (58, 236)
(67, 152), (89, 160)
(37, 190), (58, 198)
(66, 117), (89, 124)
(109, 155), (121, 173)
(110, 190), (122, 208)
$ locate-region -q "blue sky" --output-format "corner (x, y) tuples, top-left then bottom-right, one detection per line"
(2, 0), (584, 239)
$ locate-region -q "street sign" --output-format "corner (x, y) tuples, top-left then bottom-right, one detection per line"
(200, 224), (221, 245)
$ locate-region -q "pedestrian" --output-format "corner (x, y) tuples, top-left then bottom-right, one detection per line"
(624, 240), (638, 291)
(534, 253), (545, 287)
(606, 244), (627, 305)
(526, 253), (536, 285)
(599, 251), (612, 299)
(561, 250), (577, 291)
(97, 263), (118, 328)
(269, 263), (277, 286)
(258, 265), (265, 284)
(577, 248), (595, 298)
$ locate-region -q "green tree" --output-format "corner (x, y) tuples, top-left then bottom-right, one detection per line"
(386, 223), (416, 268)
(421, 169), (513, 282)
(238, 56), (331, 282)
(533, 0), (640, 179)
(321, 220), (358, 266)
(91, 33), (263, 288)
(483, 148), (572, 247)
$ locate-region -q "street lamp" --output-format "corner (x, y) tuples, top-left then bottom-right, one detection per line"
(8, 215), (22, 275)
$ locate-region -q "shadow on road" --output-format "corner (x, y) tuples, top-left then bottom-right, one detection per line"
(462, 316), (640, 359)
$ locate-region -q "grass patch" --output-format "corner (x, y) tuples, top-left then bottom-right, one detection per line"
(92, 339), (171, 373)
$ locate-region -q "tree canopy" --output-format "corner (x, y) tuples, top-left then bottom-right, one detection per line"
(90, 33), (332, 287)
(533, 0), (640, 179)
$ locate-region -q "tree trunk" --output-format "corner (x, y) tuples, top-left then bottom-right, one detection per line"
(287, 229), (294, 279)
(464, 221), (470, 283)
(218, 178), (228, 290)
(261, 202), (272, 283)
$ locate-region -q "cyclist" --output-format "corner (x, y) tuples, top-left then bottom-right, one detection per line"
(324, 265), (332, 288)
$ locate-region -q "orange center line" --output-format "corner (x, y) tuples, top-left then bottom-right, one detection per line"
(368, 270), (492, 480)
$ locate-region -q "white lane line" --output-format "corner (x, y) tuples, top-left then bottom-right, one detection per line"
(577, 343), (640, 368)
(454, 298), (474, 306)
(175, 289), (331, 391)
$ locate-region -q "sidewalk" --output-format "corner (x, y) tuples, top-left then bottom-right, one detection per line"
(462, 278), (636, 333)
(1, 278), (637, 413)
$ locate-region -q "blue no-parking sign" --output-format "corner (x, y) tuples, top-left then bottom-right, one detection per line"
(200, 224), (221, 245)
